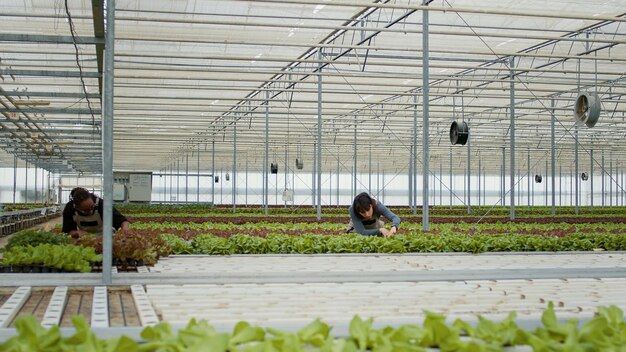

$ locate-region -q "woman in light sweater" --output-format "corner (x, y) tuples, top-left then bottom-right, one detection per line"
(347, 192), (400, 237)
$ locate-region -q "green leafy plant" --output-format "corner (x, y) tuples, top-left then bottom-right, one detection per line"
(161, 232), (626, 256)
(1, 244), (100, 272)
(5, 230), (71, 250)
(191, 234), (233, 255)
(159, 233), (194, 254)
(2, 305), (626, 351)
(75, 232), (169, 267)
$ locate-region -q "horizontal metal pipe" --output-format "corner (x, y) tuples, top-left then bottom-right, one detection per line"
(0, 108), (101, 114)
(0, 69), (100, 78)
(0, 33), (103, 44)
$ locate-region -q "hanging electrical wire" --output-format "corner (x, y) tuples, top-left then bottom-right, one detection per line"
(64, 0), (98, 130)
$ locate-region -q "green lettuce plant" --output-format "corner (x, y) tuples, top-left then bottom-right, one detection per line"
(1, 305), (625, 351)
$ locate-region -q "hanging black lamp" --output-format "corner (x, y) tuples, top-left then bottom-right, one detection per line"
(450, 121), (469, 145)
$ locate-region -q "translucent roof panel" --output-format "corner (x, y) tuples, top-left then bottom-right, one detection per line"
(1, 0), (625, 176)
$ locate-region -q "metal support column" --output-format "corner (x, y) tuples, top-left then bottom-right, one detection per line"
(232, 118), (237, 212)
(440, 163), (443, 206)
(570, 168), (573, 206)
(590, 149), (594, 207)
(575, 125), (579, 214)
(312, 142), (316, 207)
(421, 1), (430, 230)
(284, 148), (288, 208)
(414, 142), (418, 209)
(509, 57), (515, 220)
(620, 169), (626, 206)
(550, 98), (556, 215)
(45, 171), (49, 204)
(615, 166), (619, 206)
(354, 117), (357, 199)
(478, 158), (481, 207)
(559, 164), (562, 206)
(610, 159), (613, 206)
(264, 89), (269, 215)
(527, 149), (530, 207)
(368, 147), (372, 193)
(25, 161), (28, 203)
(602, 152), (605, 207)
(40, 167), (44, 204)
(197, 144), (200, 202)
(467, 132), (471, 214)
(211, 141), (215, 206)
(517, 168), (521, 206)
(449, 148), (452, 208)
(337, 147), (340, 206)
(531, 168), (536, 206)
(502, 147), (506, 207)
(544, 160), (550, 207)
(410, 94), (417, 212)
(185, 153), (189, 203)
(169, 163), (172, 202)
(102, 0), (116, 284)
(12, 155), (17, 204)
(34, 165), (38, 203)
(316, 49), (323, 220)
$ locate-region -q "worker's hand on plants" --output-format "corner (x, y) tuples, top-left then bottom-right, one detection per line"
(119, 221), (131, 234)
(380, 228), (393, 238)
(69, 230), (89, 238)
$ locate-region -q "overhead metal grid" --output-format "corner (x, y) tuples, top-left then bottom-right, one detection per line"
(0, 0), (624, 182)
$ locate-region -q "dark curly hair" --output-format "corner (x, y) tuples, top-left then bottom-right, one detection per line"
(352, 192), (376, 219)
(69, 187), (91, 206)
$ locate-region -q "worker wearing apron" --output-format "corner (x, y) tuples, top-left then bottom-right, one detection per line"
(62, 187), (130, 237)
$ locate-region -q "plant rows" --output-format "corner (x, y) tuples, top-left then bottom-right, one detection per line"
(161, 232), (626, 255)
(117, 204), (626, 217)
(5, 205), (624, 271)
(130, 220), (626, 235)
(128, 215), (626, 225)
(0, 244), (102, 273)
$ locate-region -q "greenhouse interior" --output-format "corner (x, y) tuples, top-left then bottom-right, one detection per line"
(0, 0), (625, 349)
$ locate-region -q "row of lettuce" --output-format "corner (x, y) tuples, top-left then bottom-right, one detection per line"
(116, 204), (626, 217)
(2, 226), (626, 272)
(129, 220), (626, 233)
(2, 303), (625, 351)
(0, 230), (167, 273)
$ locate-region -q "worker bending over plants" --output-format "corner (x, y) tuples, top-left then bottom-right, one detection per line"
(347, 192), (400, 237)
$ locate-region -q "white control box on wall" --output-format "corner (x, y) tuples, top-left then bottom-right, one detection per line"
(128, 173), (152, 202)
(113, 183), (126, 201)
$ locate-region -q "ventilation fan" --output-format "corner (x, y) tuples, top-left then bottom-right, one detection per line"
(574, 92), (601, 128)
